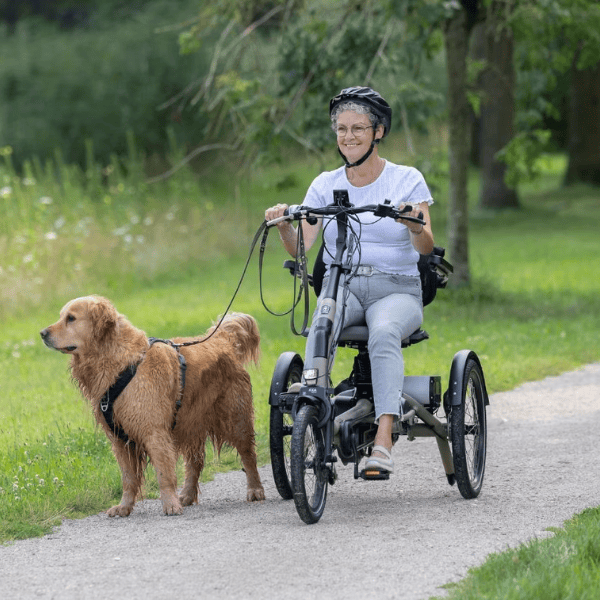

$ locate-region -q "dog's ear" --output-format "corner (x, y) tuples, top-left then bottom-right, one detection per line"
(90, 297), (118, 343)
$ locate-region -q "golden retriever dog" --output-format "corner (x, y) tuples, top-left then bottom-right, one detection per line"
(40, 295), (264, 517)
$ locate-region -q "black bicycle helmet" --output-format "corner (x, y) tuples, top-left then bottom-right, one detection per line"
(329, 86), (392, 168)
(329, 86), (392, 138)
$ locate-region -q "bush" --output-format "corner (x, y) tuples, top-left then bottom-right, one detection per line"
(0, 0), (213, 170)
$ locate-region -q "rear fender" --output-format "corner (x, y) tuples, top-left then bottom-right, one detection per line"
(447, 349), (490, 407)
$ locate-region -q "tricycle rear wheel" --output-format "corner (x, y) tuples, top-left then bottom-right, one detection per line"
(449, 358), (487, 498)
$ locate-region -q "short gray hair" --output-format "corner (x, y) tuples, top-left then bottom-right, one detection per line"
(330, 101), (380, 130)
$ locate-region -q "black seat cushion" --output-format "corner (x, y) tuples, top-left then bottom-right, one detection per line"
(337, 325), (429, 348)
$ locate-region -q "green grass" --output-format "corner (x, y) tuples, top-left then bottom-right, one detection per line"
(434, 507), (600, 600)
(1, 142), (599, 598)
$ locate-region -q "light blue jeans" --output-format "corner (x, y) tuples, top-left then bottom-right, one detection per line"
(305, 272), (423, 421)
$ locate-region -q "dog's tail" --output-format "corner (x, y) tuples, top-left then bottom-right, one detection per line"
(208, 313), (260, 366)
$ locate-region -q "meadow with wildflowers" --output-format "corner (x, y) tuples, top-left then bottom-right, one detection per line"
(1, 138), (599, 542)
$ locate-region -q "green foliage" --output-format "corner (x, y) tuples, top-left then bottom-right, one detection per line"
(0, 0), (212, 171)
(500, 0), (600, 184)
(496, 130), (553, 188)
(175, 0), (446, 167)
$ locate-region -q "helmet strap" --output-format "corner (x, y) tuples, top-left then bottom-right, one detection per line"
(338, 139), (380, 169)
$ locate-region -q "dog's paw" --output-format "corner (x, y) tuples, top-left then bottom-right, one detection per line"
(247, 487), (266, 502)
(162, 499), (184, 516)
(179, 489), (199, 506)
(107, 504), (133, 517)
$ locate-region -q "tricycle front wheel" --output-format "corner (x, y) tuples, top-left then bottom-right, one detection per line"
(290, 404), (328, 524)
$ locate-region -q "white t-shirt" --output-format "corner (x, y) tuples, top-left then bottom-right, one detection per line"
(303, 160), (434, 276)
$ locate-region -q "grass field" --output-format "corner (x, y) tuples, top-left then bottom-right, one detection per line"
(1, 142), (599, 596)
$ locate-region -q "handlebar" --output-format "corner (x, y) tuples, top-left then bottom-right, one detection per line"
(266, 202), (425, 227)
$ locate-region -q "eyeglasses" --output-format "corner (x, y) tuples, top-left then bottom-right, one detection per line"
(332, 124), (373, 137)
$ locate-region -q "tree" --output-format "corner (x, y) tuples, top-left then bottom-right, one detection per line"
(443, 0), (482, 286)
(477, 3), (519, 209)
(503, 0), (600, 188)
(565, 55), (600, 185)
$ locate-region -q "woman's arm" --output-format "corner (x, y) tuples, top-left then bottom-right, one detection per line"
(397, 202), (435, 255)
(265, 203), (322, 258)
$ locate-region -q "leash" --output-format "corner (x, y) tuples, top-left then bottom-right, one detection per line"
(168, 220), (270, 349)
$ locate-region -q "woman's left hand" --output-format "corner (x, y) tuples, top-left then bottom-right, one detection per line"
(396, 203), (425, 234)
(397, 202), (434, 255)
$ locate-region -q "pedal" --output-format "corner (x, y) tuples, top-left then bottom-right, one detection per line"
(359, 468), (390, 481)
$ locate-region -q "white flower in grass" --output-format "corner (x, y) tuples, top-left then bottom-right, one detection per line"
(113, 226), (129, 236)
(129, 214), (140, 225)
(45, 232), (57, 241)
(22, 177), (36, 186)
(1, 186), (12, 197)
(54, 217), (66, 229)
(23, 254), (33, 264)
(39, 196), (53, 205)
(136, 235), (144, 244)
(143, 216), (153, 226)
(124, 234), (133, 244)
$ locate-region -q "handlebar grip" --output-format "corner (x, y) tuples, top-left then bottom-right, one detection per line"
(283, 204), (302, 217)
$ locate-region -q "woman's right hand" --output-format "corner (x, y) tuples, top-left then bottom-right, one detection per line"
(265, 203), (289, 224)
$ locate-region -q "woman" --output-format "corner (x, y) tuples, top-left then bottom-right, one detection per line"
(265, 86), (434, 475)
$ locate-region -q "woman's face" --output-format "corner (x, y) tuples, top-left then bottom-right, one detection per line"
(335, 110), (383, 164)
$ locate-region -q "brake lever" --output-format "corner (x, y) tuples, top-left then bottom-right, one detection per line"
(374, 203), (425, 225)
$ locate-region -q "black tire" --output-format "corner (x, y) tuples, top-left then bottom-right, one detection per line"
(269, 354), (303, 500)
(290, 404), (328, 524)
(449, 358), (487, 498)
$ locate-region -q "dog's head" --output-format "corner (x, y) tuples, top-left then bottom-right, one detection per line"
(40, 296), (118, 355)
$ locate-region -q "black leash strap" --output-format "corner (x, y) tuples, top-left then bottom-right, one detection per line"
(174, 220), (270, 349)
(259, 219), (310, 336)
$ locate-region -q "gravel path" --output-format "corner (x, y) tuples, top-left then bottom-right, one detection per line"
(1, 363), (599, 600)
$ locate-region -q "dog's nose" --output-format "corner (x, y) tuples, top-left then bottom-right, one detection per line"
(40, 328), (49, 340)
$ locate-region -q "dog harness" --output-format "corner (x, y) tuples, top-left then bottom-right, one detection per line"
(99, 338), (187, 444)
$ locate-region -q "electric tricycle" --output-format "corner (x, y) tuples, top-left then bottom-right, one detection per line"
(266, 190), (489, 524)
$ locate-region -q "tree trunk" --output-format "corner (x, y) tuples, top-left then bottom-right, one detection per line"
(479, 11), (519, 209)
(469, 21), (486, 167)
(444, 9), (472, 286)
(564, 59), (600, 186)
